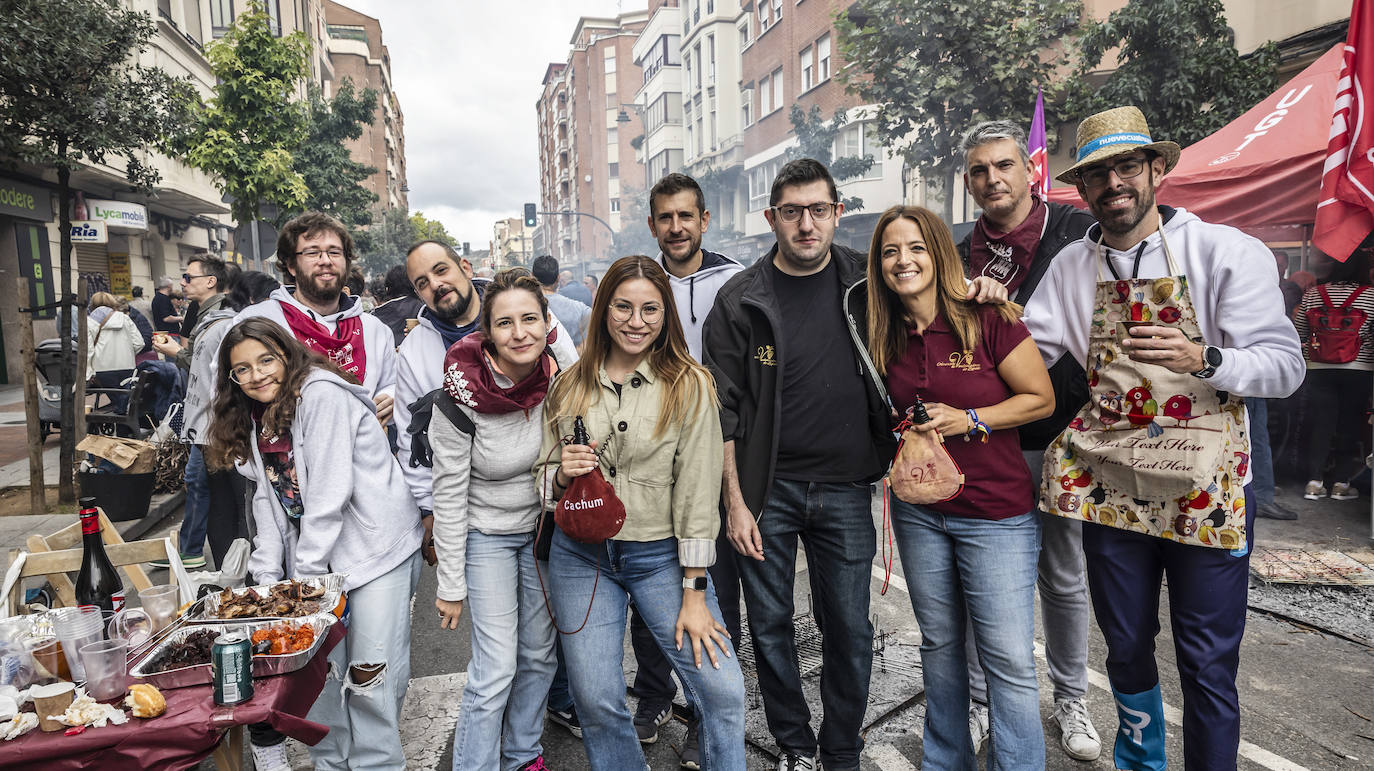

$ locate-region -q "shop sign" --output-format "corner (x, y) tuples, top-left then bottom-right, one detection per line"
(108, 252), (132, 296)
(0, 178), (53, 222)
(15, 223), (56, 319)
(87, 198), (148, 232)
(70, 220), (108, 244)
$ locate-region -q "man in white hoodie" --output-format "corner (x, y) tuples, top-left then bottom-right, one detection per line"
(1022, 106), (1304, 771)
(630, 172), (744, 768)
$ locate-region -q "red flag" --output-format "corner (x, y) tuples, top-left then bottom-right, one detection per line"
(1029, 87), (1050, 197)
(1315, 0), (1374, 261)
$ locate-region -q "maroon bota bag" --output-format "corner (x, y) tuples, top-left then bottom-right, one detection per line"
(554, 416), (626, 544)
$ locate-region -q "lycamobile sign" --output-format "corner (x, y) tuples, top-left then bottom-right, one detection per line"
(88, 198), (148, 232)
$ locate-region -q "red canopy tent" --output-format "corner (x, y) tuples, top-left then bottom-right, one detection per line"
(1048, 43), (1344, 237)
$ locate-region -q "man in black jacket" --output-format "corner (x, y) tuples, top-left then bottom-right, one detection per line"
(703, 159), (895, 771)
(956, 120), (1101, 761)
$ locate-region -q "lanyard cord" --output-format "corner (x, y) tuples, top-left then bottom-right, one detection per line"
(1104, 240), (1150, 281)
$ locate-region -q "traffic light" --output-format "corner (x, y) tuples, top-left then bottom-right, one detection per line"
(523, 203), (537, 228)
(462, 242), (470, 255)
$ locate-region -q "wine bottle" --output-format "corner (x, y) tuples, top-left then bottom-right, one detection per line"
(75, 497), (126, 613)
(572, 415), (590, 445)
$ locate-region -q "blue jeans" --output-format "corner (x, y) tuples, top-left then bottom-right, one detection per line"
(1248, 399), (1275, 505)
(549, 530), (746, 770)
(179, 445), (210, 558)
(452, 531), (556, 770)
(307, 551), (422, 770)
(891, 501), (1045, 771)
(736, 479), (875, 770)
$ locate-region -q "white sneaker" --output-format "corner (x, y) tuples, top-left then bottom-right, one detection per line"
(775, 753), (817, 771)
(969, 703), (990, 754)
(1331, 482), (1359, 500)
(1052, 697), (1102, 761)
(1304, 480), (1328, 500)
(250, 740), (291, 771)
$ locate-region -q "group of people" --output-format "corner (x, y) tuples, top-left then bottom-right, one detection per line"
(164, 103), (1304, 771)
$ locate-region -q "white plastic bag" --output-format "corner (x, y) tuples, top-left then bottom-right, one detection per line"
(169, 538), (251, 603)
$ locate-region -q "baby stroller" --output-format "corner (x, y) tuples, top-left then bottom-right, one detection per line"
(34, 338), (65, 443)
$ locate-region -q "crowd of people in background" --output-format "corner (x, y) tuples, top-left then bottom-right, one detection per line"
(77, 101), (1366, 771)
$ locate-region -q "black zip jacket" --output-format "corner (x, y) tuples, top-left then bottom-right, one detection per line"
(702, 243), (897, 515)
(958, 201), (1096, 450)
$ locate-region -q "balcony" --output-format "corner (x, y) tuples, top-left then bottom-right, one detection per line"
(557, 109), (568, 125)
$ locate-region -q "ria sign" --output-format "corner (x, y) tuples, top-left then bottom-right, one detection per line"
(1210, 84), (1314, 166)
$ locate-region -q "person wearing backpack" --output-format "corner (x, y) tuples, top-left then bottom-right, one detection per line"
(1294, 249), (1374, 502)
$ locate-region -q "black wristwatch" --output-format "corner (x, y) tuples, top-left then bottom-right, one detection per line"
(1192, 345), (1223, 379)
(682, 576), (708, 592)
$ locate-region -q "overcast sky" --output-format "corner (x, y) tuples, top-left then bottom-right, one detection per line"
(342, 0), (648, 251)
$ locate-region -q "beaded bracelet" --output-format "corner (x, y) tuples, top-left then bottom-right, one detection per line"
(964, 408), (990, 443)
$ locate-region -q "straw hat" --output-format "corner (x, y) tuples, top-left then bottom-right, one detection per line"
(1056, 106), (1181, 184)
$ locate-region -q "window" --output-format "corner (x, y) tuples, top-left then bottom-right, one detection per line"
(210, 0), (233, 37)
(770, 67), (783, 113)
(739, 23), (751, 51)
(760, 73), (772, 114)
(645, 93), (684, 133)
(800, 46), (813, 91)
(707, 0), (714, 13)
(608, 127), (618, 146)
(772, 0), (782, 23)
(604, 47), (616, 74)
(747, 157), (784, 211)
(265, 0), (281, 36)
(758, 3), (769, 34)
(834, 122), (883, 180)
(640, 34), (681, 83)
(609, 162), (619, 179)
(817, 34), (831, 81)
(694, 43), (703, 89)
(741, 86), (753, 127)
(707, 35), (716, 85)
(697, 116), (705, 153)
(610, 198), (621, 213)
(684, 53), (692, 91)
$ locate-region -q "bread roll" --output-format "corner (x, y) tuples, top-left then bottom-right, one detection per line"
(124, 683), (166, 718)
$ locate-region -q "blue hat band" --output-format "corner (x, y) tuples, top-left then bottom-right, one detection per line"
(1077, 132), (1152, 162)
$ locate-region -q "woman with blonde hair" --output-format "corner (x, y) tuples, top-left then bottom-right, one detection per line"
(866, 205), (1054, 769)
(534, 255), (745, 769)
(87, 291), (145, 412)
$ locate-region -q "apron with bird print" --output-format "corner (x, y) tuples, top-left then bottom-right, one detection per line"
(1041, 221), (1250, 551)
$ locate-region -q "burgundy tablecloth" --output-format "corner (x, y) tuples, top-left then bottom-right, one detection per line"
(0, 621), (344, 770)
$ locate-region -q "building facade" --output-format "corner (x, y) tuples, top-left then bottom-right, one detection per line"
(324, 0), (409, 215)
(492, 217), (532, 268)
(535, 11), (648, 274)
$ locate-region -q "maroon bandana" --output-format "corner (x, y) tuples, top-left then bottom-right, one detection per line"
(968, 196), (1048, 295)
(442, 331), (556, 416)
(280, 302), (367, 383)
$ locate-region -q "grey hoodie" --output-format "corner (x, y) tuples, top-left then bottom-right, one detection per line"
(179, 293), (236, 444)
(244, 369), (423, 592)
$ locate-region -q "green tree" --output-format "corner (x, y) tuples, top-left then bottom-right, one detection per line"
(183, 1), (310, 246)
(0, 0), (196, 501)
(283, 79), (379, 229)
(410, 211), (458, 247)
(1067, 0), (1279, 147)
(837, 0), (1081, 220)
(355, 208), (417, 274)
(786, 104), (876, 212)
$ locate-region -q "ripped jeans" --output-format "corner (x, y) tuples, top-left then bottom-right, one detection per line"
(307, 551), (422, 770)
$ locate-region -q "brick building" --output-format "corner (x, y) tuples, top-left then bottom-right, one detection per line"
(535, 11), (648, 274)
(324, 0), (409, 215)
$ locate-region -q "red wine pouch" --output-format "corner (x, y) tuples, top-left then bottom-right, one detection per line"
(555, 468), (626, 544)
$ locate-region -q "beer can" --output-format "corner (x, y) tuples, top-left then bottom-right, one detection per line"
(212, 632), (253, 706)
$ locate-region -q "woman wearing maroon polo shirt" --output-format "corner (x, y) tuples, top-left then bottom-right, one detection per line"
(865, 205), (1055, 770)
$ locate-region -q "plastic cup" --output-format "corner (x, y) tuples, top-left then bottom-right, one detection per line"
(25, 637), (70, 682)
(51, 607), (102, 681)
(107, 609), (153, 647)
(139, 585), (180, 632)
(78, 637), (128, 702)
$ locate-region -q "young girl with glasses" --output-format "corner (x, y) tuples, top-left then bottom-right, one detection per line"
(534, 256), (746, 769)
(207, 317), (423, 771)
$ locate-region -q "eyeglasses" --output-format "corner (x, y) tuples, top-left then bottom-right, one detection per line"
(608, 301), (663, 324)
(182, 272), (211, 283)
(1076, 156), (1148, 188)
(772, 202), (838, 223)
(229, 354), (281, 384)
(295, 248), (345, 260)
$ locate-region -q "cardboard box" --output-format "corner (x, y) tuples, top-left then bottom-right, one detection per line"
(77, 434), (157, 474)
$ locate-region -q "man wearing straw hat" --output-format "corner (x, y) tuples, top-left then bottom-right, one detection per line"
(1022, 106), (1304, 769)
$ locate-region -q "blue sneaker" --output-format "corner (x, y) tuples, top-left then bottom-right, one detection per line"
(1112, 685), (1168, 770)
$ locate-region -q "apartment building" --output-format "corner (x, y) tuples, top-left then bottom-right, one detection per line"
(633, 1), (684, 195)
(325, 0), (409, 214)
(535, 12), (648, 272)
(492, 217), (532, 268)
(678, 0), (746, 239)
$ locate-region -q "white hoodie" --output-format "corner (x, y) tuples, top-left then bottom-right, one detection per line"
(231, 287), (397, 399)
(660, 249), (744, 361)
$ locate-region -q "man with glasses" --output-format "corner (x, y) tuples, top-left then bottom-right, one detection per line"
(955, 120), (1101, 761)
(703, 158), (896, 771)
(153, 253), (236, 570)
(1022, 107), (1303, 769)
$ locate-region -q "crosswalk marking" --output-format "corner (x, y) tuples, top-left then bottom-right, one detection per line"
(863, 741), (918, 770)
(871, 563), (1312, 771)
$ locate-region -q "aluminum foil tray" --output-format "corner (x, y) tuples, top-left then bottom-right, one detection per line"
(129, 614), (335, 690)
(191, 574), (345, 624)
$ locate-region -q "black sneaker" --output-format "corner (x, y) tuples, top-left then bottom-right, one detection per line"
(633, 700), (672, 744)
(546, 705), (582, 739)
(678, 721), (700, 769)
(1257, 501), (1299, 520)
